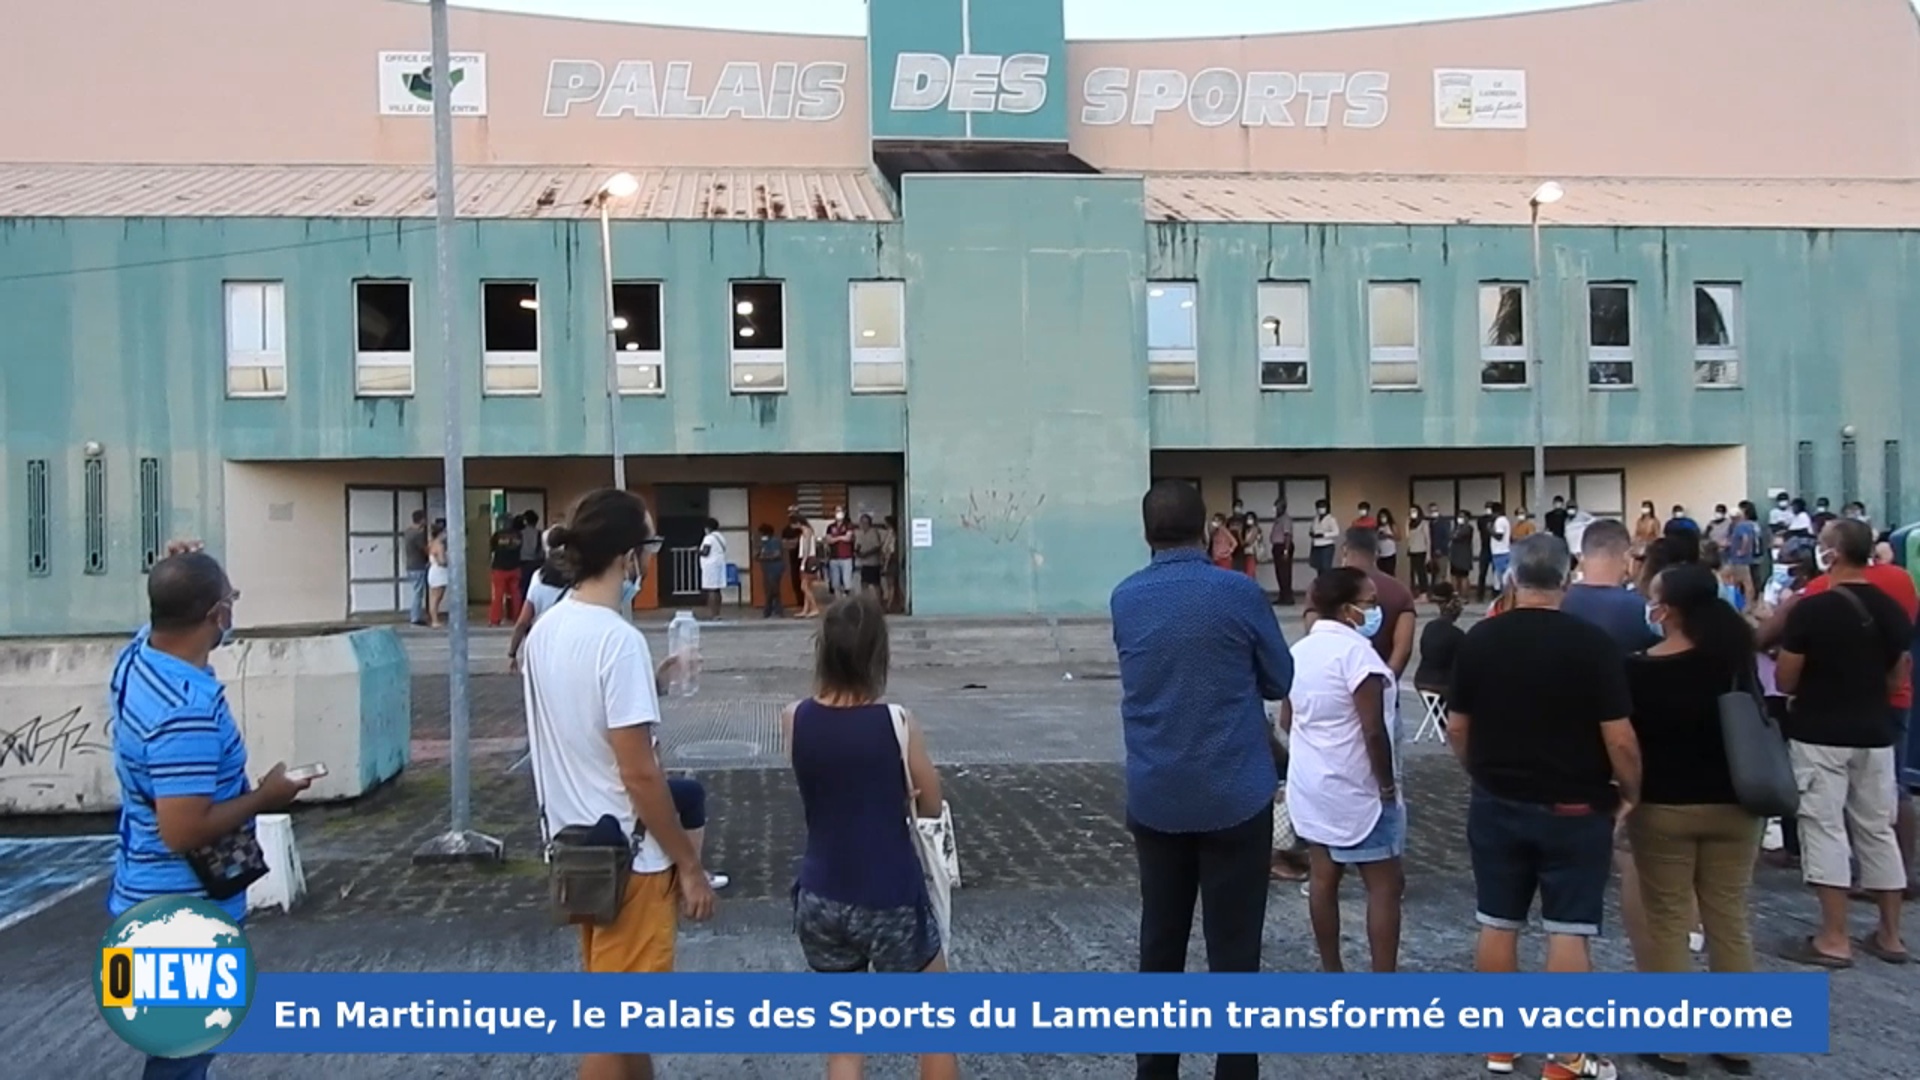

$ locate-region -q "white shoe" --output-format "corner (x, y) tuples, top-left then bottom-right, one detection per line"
(1688, 927), (1706, 954)
(706, 871), (731, 890)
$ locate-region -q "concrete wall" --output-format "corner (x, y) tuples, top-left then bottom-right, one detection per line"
(899, 174), (1152, 614)
(1146, 223), (1920, 510)
(0, 627), (409, 814)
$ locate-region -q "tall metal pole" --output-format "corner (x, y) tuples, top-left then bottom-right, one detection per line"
(599, 201), (626, 490)
(417, 0), (500, 864)
(1529, 206), (1547, 514)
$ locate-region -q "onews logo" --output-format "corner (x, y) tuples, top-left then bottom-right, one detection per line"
(95, 897), (257, 1058)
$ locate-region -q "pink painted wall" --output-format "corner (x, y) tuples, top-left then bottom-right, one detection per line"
(5, 0), (1916, 179)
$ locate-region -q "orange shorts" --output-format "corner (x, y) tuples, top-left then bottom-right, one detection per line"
(580, 869), (678, 974)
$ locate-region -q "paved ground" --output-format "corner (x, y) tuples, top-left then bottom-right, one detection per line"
(5, 622), (1917, 1077)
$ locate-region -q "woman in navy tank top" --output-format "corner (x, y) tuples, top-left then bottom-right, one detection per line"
(782, 594), (958, 1080)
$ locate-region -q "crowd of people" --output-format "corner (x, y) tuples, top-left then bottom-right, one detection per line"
(101, 478), (1916, 1080)
(1127, 480), (1917, 1080)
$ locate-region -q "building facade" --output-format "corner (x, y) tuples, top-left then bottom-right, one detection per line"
(3, 0), (1919, 634)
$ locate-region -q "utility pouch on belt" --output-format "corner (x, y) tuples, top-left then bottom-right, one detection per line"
(545, 819), (637, 927)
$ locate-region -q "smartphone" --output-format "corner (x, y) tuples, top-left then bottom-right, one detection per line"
(285, 763), (329, 782)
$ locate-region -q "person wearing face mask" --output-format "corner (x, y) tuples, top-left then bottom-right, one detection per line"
(1810, 497), (1837, 536)
(1449, 510), (1477, 596)
(825, 507), (856, 598)
(1625, 564), (1765, 1078)
(1766, 519), (1913, 968)
(1279, 567), (1405, 974)
(1633, 501), (1662, 554)
(1309, 499), (1340, 574)
(521, 489), (718, 1080)
(109, 543), (314, 1080)
(509, 526), (651, 672)
(1768, 493), (1794, 536)
(1405, 505), (1431, 596)
(1306, 527), (1417, 682)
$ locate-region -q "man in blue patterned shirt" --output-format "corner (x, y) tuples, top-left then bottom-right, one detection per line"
(110, 548), (309, 1080)
(1111, 480), (1294, 1080)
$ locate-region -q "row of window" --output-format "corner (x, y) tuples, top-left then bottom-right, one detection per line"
(224, 279), (908, 399)
(1145, 280), (1745, 392)
(21, 456), (166, 577)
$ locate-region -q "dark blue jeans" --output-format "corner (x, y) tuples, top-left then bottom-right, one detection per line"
(143, 1054), (213, 1080)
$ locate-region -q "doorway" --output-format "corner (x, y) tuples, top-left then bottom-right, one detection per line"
(462, 488), (546, 611)
(346, 487), (427, 615)
(654, 485), (709, 604)
(1233, 475), (1329, 595)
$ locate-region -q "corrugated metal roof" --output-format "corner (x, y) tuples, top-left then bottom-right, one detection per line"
(0, 163), (894, 221)
(1143, 173), (1920, 229)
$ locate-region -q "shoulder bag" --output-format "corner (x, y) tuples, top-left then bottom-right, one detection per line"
(888, 704), (959, 958)
(1717, 658), (1799, 819)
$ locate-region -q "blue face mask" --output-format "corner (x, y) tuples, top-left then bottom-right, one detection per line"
(1357, 605), (1384, 638)
(619, 578), (640, 610)
(1644, 604), (1666, 639)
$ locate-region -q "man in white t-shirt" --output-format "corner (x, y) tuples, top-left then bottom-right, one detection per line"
(1488, 501), (1514, 583)
(523, 584), (714, 1079)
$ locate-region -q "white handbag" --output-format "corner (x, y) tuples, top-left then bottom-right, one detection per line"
(1272, 789), (1298, 852)
(889, 705), (958, 957)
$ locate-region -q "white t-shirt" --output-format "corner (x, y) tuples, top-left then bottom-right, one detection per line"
(522, 597), (668, 874)
(1489, 516), (1513, 556)
(1284, 621), (1400, 849)
(523, 575), (568, 620)
(698, 532), (728, 591)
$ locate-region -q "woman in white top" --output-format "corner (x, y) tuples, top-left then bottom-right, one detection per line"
(1278, 566), (1406, 973)
(698, 518), (729, 621)
(425, 520), (450, 628)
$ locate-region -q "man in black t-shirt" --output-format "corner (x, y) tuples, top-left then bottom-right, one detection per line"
(487, 517), (524, 627)
(1776, 519), (1911, 968)
(1544, 496), (1569, 541)
(1447, 534), (1640, 1080)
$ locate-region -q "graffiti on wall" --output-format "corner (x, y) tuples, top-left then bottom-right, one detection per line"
(0, 706), (110, 780)
(956, 487), (1046, 544)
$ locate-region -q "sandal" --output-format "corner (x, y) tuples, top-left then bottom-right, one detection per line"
(1779, 935), (1852, 969)
(1855, 934), (1911, 965)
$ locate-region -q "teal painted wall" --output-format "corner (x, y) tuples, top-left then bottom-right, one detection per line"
(900, 174), (1150, 615)
(1146, 223), (1920, 515)
(5, 196), (1919, 634)
(0, 215), (907, 635)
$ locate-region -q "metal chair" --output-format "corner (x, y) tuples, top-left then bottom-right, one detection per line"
(1414, 691), (1448, 744)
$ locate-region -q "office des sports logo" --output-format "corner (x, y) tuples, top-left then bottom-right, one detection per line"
(95, 897), (256, 1058)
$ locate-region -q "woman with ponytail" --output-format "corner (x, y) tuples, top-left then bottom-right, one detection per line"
(1625, 562), (1761, 1077)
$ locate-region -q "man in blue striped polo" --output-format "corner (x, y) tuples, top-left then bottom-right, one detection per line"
(109, 546), (310, 1080)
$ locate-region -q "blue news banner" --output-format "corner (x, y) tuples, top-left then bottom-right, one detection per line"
(221, 973), (1830, 1055)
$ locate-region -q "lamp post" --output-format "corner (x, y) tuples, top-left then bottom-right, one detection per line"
(1528, 181), (1564, 517)
(596, 172), (640, 490)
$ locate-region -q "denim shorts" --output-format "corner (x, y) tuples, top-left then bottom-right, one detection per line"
(792, 888), (940, 974)
(1326, 803), (1407, 865)
(1491, 553), (1512, 581)
(1467, 787), (1614, 937)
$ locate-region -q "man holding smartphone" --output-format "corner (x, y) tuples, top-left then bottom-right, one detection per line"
(109, 542), (312, 1080)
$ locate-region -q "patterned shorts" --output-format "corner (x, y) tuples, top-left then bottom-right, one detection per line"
(792, 888), (941, 974)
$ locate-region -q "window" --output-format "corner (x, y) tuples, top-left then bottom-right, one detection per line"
(1147, 282), (1198, 390)
(850, 281), (906, 392)
(730, 281), (787, 393)
(1522, 470), (1627, 520)
(1587, 283), (1635, 387)
(25, 459), (49, 577)
(1256, 283), (1309, 389)
(354, 281), (414, 396)
(1478, 283), (1527, 387)
(139, 458), (164, 571)
(1693, 283), (1741, 387)
(482, 282), (542, 395)
(1367, 282), (1420, 388)
(83, 456), (106, 575)
(224, 282), (286, 397)
(612, 282), (664, 395)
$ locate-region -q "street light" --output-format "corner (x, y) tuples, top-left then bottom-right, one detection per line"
(1528, 181), (1564, 522)
(596, 173), (639, 489)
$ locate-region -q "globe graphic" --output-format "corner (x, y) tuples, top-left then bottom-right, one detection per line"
(94, 897), (257, 1059)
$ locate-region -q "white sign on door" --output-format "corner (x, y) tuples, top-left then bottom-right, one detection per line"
(1433, 68), (1526, 130)
(379, 51), (489, 116)
(910, 518), (934, 548)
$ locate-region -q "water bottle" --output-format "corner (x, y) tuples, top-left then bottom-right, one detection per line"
(666, 610), (701, 697)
